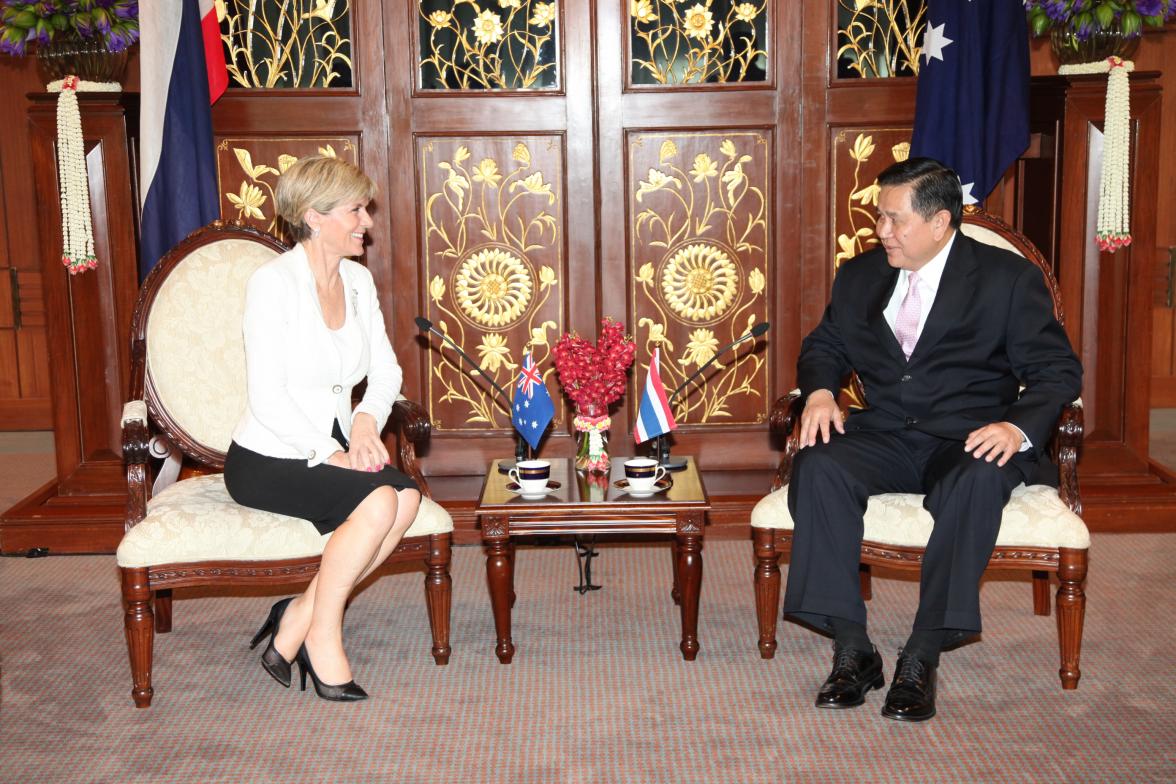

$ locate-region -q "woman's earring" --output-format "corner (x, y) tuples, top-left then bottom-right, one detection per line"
(311, 227), (320, 238)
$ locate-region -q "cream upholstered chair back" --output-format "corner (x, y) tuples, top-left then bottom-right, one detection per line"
(959, 214), (1065, 325)
(138, 225), (286, 465)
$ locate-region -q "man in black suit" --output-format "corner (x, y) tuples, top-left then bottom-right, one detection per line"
(783, 157), (1082, 722)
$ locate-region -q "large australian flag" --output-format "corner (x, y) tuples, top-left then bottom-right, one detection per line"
(910, 0), (1030, 205)
(512, 351), (555, 451)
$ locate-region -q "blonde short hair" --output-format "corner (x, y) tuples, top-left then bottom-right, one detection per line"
(275, 156), (377, 243)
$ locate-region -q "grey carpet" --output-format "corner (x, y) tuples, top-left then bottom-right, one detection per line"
(1, 536), (1174, 783)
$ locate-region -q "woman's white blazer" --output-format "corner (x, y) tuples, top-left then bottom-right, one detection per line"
(231, 243), (402, 466)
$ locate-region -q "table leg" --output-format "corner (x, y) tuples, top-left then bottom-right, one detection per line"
(670, 538), (682, 606)
(676, 532), (703, 661)
(485, 536), (515, 664)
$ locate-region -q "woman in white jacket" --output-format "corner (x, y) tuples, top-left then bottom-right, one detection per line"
(225, 156), (420, 702)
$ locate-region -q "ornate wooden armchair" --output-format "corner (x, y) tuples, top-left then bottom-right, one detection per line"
(751, 208), (1089, 689)
(116, 221), (453, 708)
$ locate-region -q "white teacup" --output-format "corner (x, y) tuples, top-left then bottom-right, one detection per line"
(623, 458), (667, 494)
(509, 459), (551, 495)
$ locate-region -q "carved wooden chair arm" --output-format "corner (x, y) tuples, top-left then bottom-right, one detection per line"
(768, 390), (803, 491)
(390, 397), (432, 495)
(1051, 400), (1084, 515)
(122, 400), (151, 527)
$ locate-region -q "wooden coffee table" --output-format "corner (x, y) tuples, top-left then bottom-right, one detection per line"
(475, 456), (709, 663)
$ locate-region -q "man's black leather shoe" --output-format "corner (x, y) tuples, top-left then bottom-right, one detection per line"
(881, 651), (938, 722)
(815, 644), (884, 709)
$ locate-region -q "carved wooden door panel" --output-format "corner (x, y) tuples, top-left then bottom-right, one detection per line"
(386, 1), (798, 477)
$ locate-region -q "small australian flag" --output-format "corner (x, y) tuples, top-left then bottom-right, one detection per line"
(512, 351), (554, 451)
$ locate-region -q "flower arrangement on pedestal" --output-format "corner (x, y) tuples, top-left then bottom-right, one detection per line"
(552, 318), (636, 473)
(1025, 0), (1174, 40)
(0, 1), (140, 57)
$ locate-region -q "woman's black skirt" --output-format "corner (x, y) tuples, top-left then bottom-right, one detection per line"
(224, 421), (420, 535)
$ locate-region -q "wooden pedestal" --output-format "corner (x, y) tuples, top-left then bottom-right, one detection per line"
(1050, 73), (1176, 529)
(0, 93), (137, 553)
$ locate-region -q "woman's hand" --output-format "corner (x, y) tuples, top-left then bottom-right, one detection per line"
(346, 412), (390, 472)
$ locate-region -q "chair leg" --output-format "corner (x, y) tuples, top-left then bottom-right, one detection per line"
(753, 528), (781, 659)
(1032, 570), (1050, 616)
(154, 589), (173, 633)
(859, 563), (873, 601)
(121, 567), (155, 708)
(424, 533), (452, 665)
(1055, 548), (1088, 690)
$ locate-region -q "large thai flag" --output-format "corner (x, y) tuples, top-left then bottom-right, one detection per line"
(633, 348), (678, 444)
(139, 0), (228, 279)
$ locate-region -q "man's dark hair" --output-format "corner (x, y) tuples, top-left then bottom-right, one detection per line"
(876, 157), (963, 229)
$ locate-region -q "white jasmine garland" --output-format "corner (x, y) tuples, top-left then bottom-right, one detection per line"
(1058, 56), (1134, 252)
(47, 76), (121, 275)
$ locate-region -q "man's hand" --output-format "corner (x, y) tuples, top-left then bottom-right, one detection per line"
(346, 412), (390, 472)
(964, 421), (1023, 467)
(798, 389), (844, 449)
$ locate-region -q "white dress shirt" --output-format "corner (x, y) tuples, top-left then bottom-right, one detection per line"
(232, 243), (403, 466)
(882, 232), (955, 337)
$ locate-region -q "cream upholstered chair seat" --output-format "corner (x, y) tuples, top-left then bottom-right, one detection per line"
(752, 483), (1089, 550)
(117, 221), (453, 708)
(751, 207), (1089, 691)
(117, 474), (453, 568)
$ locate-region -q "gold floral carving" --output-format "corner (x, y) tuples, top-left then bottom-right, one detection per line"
(419, 1), (559, 90)
(215, 139), (355, 236)
(836, 0), (927, 78)
(630, 0), (768, 85)
(832, 130), (910, 269)
(630, 132), (769, 425)
(422, 139), (563, 430)
(220, 0), (353, 88)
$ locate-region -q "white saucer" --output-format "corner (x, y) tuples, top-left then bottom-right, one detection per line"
(505, 486), (559, 500)
(613, 477), (672, 497)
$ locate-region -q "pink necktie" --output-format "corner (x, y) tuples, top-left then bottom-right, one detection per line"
(894, 271), (922, 360)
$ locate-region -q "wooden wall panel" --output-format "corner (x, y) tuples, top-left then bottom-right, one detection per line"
(626, 129), (772, 427)
(416, 134), (567, 434)
(215, 137), (360, 237)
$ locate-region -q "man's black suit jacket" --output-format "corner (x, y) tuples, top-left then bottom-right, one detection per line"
(797, 232), (1082, 477)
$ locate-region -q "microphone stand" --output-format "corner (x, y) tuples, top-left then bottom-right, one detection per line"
(654, 322), (771, 471)
(415, 317), (530, 473)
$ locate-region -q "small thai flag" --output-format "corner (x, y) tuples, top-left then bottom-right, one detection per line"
(633, 348), (677, 444)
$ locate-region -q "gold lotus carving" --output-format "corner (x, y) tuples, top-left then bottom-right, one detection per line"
(220, 0), (353, 88)
(216, 139), (353, 236)
(630, 0), (768, 85)
(630, 132), (769, 424)
(833, 131), (911, 268)
(418, 0), (559, 90)
(422, 140), (562, 428)
(836, 0), (927, 79)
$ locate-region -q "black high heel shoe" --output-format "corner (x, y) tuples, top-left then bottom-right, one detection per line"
(249, 597), (294, 687)
(296, 643), (368, 702)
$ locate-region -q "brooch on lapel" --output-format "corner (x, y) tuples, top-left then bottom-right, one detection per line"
(351, 288), (359, 316)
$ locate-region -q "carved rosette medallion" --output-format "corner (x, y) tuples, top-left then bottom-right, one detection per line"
(452, 245), (535, 329)
(629, 131), (770, 426)
(420, 137), (565, 432)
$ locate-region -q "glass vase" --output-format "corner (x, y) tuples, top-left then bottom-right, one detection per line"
(1049, 26), (1140, 66)
(36, 35), (129, 84)
(573, 407), (611, 474)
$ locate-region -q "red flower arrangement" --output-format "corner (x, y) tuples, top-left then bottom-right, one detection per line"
(552, 318), (636, 472)
(552, 317), (636, 416)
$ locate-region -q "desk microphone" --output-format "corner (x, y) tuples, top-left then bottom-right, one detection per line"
(656, 321), (770, 471)
(415, 316), (527, 472)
